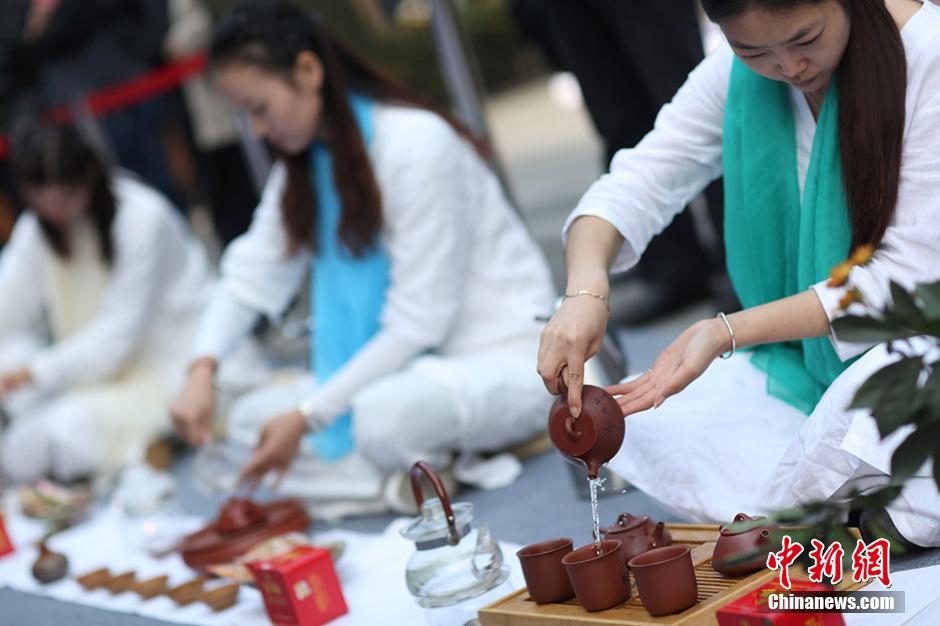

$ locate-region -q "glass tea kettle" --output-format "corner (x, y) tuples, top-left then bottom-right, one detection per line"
(400, 461), (509, 617)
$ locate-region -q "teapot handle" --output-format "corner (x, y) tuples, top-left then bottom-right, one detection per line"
(410, 461), (461, 546)
(557, 372), (583, 439)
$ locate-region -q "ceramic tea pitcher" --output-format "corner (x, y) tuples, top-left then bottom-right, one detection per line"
(400, 461), (509, 609)
(602, 513), (673, 563)
(548, 378), (624, 478)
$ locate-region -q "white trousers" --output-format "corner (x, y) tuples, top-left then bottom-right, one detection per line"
(607, 343), (940, 547)
(227, 345), (552, 504)
(0, 331), (271, 484)
(0, 333), (169, 483)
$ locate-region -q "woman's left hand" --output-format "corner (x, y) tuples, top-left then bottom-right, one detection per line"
(238, 410), (308, 490)
(606, 318), (730, 416)
(0, 367), (33, 399)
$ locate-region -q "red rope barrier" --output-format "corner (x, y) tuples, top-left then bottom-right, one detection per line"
(0, 52), (208, 158)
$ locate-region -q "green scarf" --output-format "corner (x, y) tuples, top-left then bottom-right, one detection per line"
(723, 59), (855, 414)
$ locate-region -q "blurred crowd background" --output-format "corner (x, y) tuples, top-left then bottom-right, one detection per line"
(0, 0), (730, 364)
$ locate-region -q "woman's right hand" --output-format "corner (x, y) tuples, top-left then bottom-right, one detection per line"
(170, 360), (217, 446)
(537, 293), (609, 418)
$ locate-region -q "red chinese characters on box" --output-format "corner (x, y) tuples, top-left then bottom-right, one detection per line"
(0, 513), (14, 559)
(717, 580), (846, 626)
(249, 546), (348, 626)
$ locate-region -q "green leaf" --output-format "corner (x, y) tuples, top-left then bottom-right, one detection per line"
(832, 315), (916, 344)
(890, 426), (938, 482)
(848, 356), (924, 432)
(917, 281), (940, 321)
(885, 281), (926, 326)
(851, 485), (904, 511)
(934, 453), (940, 492)
(873, 398), (924, 438)
(921, 366), (940, 421)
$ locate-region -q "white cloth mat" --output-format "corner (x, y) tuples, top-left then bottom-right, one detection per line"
(0, 506), (524, 626)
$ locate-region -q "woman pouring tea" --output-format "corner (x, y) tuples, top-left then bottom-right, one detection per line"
(538, 0), (940, 547)
(170, 0), (555, 515)
(0, 120), (212, 483)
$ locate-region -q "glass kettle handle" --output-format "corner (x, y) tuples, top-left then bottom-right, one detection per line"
(410, 461), (461, 546)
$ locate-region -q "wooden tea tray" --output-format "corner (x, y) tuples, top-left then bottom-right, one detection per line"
(479, 523), (867, 626)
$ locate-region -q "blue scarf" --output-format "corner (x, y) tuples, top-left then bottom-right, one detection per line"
(308, 94), (390, 460)
(723, 60), (854, 414)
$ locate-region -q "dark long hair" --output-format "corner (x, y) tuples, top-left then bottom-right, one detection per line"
(9, 120), (116, 265)
(210, 0), (484, 256)
(701, 0), (906, 249)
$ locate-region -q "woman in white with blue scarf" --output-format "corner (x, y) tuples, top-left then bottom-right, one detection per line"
(170, 0), (555, 516)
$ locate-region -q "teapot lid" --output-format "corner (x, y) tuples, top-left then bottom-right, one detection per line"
(720, 512), (770, 536)
(604, 513), (649, 535)
(400, 497), (473, 550)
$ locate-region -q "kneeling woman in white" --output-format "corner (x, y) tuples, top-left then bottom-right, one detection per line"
(0, 121), (211, 483)
(538, 0), (940, 546)
(170, 0), (555, 511)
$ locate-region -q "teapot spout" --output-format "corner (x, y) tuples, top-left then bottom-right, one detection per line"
(471, 523), (504, 578)
(586, 460), (601, 480)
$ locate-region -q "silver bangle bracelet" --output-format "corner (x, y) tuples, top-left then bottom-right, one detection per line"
(717, 312), (736, 360)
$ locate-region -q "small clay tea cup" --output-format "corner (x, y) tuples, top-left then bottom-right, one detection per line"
(628, 544), (697, 616)
(517, 538), (575, 604)
(561, 539), (631, 611)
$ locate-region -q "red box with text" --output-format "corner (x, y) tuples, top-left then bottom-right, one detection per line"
(717, 580), (846, 626)
(0, 514), (14, 558)
(249, 546), (348, 626)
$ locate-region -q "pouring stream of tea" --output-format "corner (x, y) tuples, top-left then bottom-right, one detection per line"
(589, 475), (606, 555)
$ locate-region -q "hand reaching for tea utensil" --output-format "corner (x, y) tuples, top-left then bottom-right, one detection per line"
(607, 291), (836, 415)
(238, 410), (307, 491)
(539, 215), (622, 418)
(606, 319), (730, 416)
(538, 292), (609, 418)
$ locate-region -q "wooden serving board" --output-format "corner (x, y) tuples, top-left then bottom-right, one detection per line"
(479, 524), (867, 626)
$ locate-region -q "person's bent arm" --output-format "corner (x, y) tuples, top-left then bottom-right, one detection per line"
(537, 216), (623, 417)
(541, 46), (733, 417)
(171, 163), (307, 445)
(609, 291), (831, 416)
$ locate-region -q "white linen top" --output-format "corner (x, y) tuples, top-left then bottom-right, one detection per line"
(193, 104), (556, 423)
(0, 173), (212, 391)
(565, 1), (940, 361)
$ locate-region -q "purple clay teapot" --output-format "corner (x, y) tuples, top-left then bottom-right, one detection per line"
(712, 512), (779, 577)
(548, 379), (624, 479)
(602, 513), (673, 563)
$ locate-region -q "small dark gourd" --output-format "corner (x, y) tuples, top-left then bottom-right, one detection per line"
(32, 542), (69, 584)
